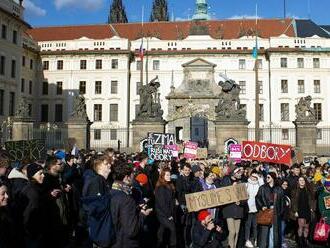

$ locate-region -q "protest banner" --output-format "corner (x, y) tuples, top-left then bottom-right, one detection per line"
(185, 183), (248, 212)
(5, 139), (46, 162)
(148, 133), (175, 146)
(184, 141), (198, 159)
(148, 146), (173, 161)
(229, 144), (242, 163)
(197, 148), (208, 159)
(324, 196), (330, 210)
(242, 141), (292, 165)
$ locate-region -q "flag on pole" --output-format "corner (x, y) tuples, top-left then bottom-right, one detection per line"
(139, 39), (144, 60)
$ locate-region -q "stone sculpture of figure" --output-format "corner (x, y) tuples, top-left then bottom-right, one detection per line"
(136, 76), (163, 121)
(15, 98), (30, 119)
(71, 95), (88, 121)
(295, 96), (317, 121)
(215, 74), (246, 120)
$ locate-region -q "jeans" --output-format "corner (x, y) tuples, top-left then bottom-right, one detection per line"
(281, 220), (286, 245)
(245, 213), (257, 242)
(269, 225), (274, 248)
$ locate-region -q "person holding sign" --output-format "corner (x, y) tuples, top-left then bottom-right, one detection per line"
(318, 176), (330, 226)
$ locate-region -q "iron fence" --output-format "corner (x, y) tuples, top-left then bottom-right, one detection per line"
(33, 127), (68, 150)
(248, 128), (296, 146)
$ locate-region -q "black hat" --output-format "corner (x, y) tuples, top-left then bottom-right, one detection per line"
(27, 163), (43, 180)
(191, 164), (202, 174)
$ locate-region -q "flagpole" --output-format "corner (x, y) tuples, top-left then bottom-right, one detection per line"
(140, 6), (144, 85)
(146, 38), (149, 84)
(254, 3), (260, 142)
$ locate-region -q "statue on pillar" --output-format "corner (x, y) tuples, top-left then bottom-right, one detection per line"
(70, 95), (89, 122)
(215, 74), (246, 121)
(295, 96), (317, 122)
(136, 76), (164, 121)
(15, 98), (30, 120)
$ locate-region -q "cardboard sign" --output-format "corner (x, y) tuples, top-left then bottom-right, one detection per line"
(324, 196), (330, 210)
(242, 141), (292, 165)
(148, 146), (173, 161)
(148, 133), (175, 146)
(197, 148), (208, 159)
(230, 144), (242, 163)
(5, 139), (46, 162)
(184, 141), (198, 159)
(185, 183), (248, 212)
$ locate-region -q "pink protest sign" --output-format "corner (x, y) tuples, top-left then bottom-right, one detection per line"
(164, 144), (179, 158)
(184, 142), (198, 159)
(230, 144), (242, 163)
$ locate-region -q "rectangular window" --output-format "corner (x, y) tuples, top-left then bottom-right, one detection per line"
(110, 129), (117, 140)
(0, 89), (4, 115)
(111, 59), (118, 69)
(94, 129), (101, 140)
(12, 30), (17, 44)
(22, 56), (25, 67)
(314, 103), (322, 121)
(136, 82), (141, 95)
(9, 92), (15, 116)
(239, 59), (246, 70)
(21, 78), (25, 93)
(281, 80), (288, 93)
(29, 80), (32, 94)
(317, 129), (322, 140)
(297, 58), (304, 68)
(30, 59), (33, 70)
(57, 60), (63, 70)
(56, 81), (63, 95)
(313, 58), (320, 68)
(136, 61), (142, 70)
(153, 60), (160, 70)
(282, 129), (289, 140)
(280, 58), (287, 68)
(94, 104), (102, 121)
(1, 25), (7, 39)
(28, 104), (32, 117)
(281, 103), (290, 121)
(239, 81), (246, 94)
(41, 104), (48, 122)
(258, 81), (263, 94)
(80, 60), (87, 70)
(259, 104), (264, 121)
(257, 59), (262, 69)
(79, 81), (86, 94)
(55, 104), (63, 122)
(95, 59), (102, 69)
(11, 60), (16, 78)
(43, 61), (49, 70)
(42, 82), (48, 95)
(110, 104), (118, 122)
(111, 81), (118, 94)
(95, 81), (102, 94)
(314, 80), (321, 93)
(0, 56), (5, 75)
(298, 80), (305, 93)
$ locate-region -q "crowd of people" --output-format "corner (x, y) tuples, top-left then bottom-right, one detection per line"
(0, 147), (329, 248)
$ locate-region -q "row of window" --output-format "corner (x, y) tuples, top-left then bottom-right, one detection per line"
(41, 81), (63, 95)
(0, 56), (16, 78)
(21, 79), (33, 94)
(43, 59), (119, 70)
(280, 57), (320, 68)
(1, 24), (18, 44)
(93, 129), (118, 140)
(281, 80), (321, 94)
(93, 104), (118, 122)
(257, 128), (323, 141)
(22, 56), (34, 69)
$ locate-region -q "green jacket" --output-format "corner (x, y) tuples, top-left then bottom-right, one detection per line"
(318, 187), (330, 225)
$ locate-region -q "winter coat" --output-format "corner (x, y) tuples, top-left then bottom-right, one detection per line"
(0, 207), (16, 248)
(176, 174), (193, 206)
(155, 185), (176, 219)
(246, 178), (262, 213)
(191, 221), (222, 248)
(82, 173), (111, 197)
(291, 186), (316, 219)
(110, 181), (142, 248)
(318, 187), (330, 225)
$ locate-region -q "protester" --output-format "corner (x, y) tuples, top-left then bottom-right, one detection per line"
(155, 168), (177, 248)
(280, 179), (291, 248)
(318, 176), (330, 225)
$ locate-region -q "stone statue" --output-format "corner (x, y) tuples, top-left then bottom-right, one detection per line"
(136, 76), (164, 121)
(15, 98), (30, 120)
(70, 95), (89, 121)
(215, 74), (246, 121)
(295, 96), (317, 121)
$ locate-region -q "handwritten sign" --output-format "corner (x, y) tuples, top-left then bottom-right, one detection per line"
(5, 139), (46, 162)
(324, 196), (330, 210)
(197, 148), (208, 159)
(148, 133), (175, 146)
(164, 144), (179, 158)
(230, 144), (242, 163)
(148, 146), (173, 161)
(185, 183), (248, 212)
(184, 141), (198, 159)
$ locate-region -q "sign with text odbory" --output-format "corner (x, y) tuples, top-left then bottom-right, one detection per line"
(148, 133), (175, 146)
(185, 183), (248, 212)
(148, 146), (173, 161)
(242, 141), (292, 165)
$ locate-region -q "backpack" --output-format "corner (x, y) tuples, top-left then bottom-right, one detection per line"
(81, 193), (116, 247)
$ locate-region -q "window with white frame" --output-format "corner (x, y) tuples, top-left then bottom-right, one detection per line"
(298, 80), (305, 93)
(111, 81), (118, 94)
(281, 103), (290, 121)
(297, 58), (304, 68)
(282, 129), (289, 140)
(280, 58), (287, 68)
(313, 58), (320, 68)
(110, 129), (117, 140)
(239, 59), (246, 70)
(281, 80), (288, 93)
(153, 60), (160, 70)
(314, 80), (320, 93)
(239, 81), (246, 94)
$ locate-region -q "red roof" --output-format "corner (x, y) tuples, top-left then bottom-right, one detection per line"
(27, 19), (296, 42)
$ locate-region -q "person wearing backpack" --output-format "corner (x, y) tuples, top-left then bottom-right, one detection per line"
(111, 160), (152, 248)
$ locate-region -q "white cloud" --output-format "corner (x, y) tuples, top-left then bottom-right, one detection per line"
(228, 15), (261, 20)
(175, 17), (188, 22)
(54, 0), (104, 11)
(23, 0), (46, 17)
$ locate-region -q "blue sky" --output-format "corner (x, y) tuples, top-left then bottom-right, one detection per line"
(23, 0), (330, 27)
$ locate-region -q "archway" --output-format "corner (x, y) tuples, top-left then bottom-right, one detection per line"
(190, 116), (208, 147)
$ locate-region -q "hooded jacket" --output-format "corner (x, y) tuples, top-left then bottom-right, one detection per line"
(246, 178), (263, 213)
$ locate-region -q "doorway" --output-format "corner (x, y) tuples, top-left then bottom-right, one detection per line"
(190, 117), (208, 147)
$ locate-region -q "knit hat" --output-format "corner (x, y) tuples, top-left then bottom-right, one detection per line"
(192, 164), (202, 174)
(313, 171), (323, 183)
(211, 166), (221, 176)
(198, 210), (210, 222)
(27, 163), (43, 180)
(135, 173), (148, 185)
(54, 150), (66, 160)
(324, 176), (330, 187)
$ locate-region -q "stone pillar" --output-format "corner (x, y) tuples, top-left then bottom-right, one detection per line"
(66, 120), (90, 150)
(12, 120), (34, 141)
(132, 120), (166, 152)
(214, 120), (249, 154)
(293, 120), (318, 156)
